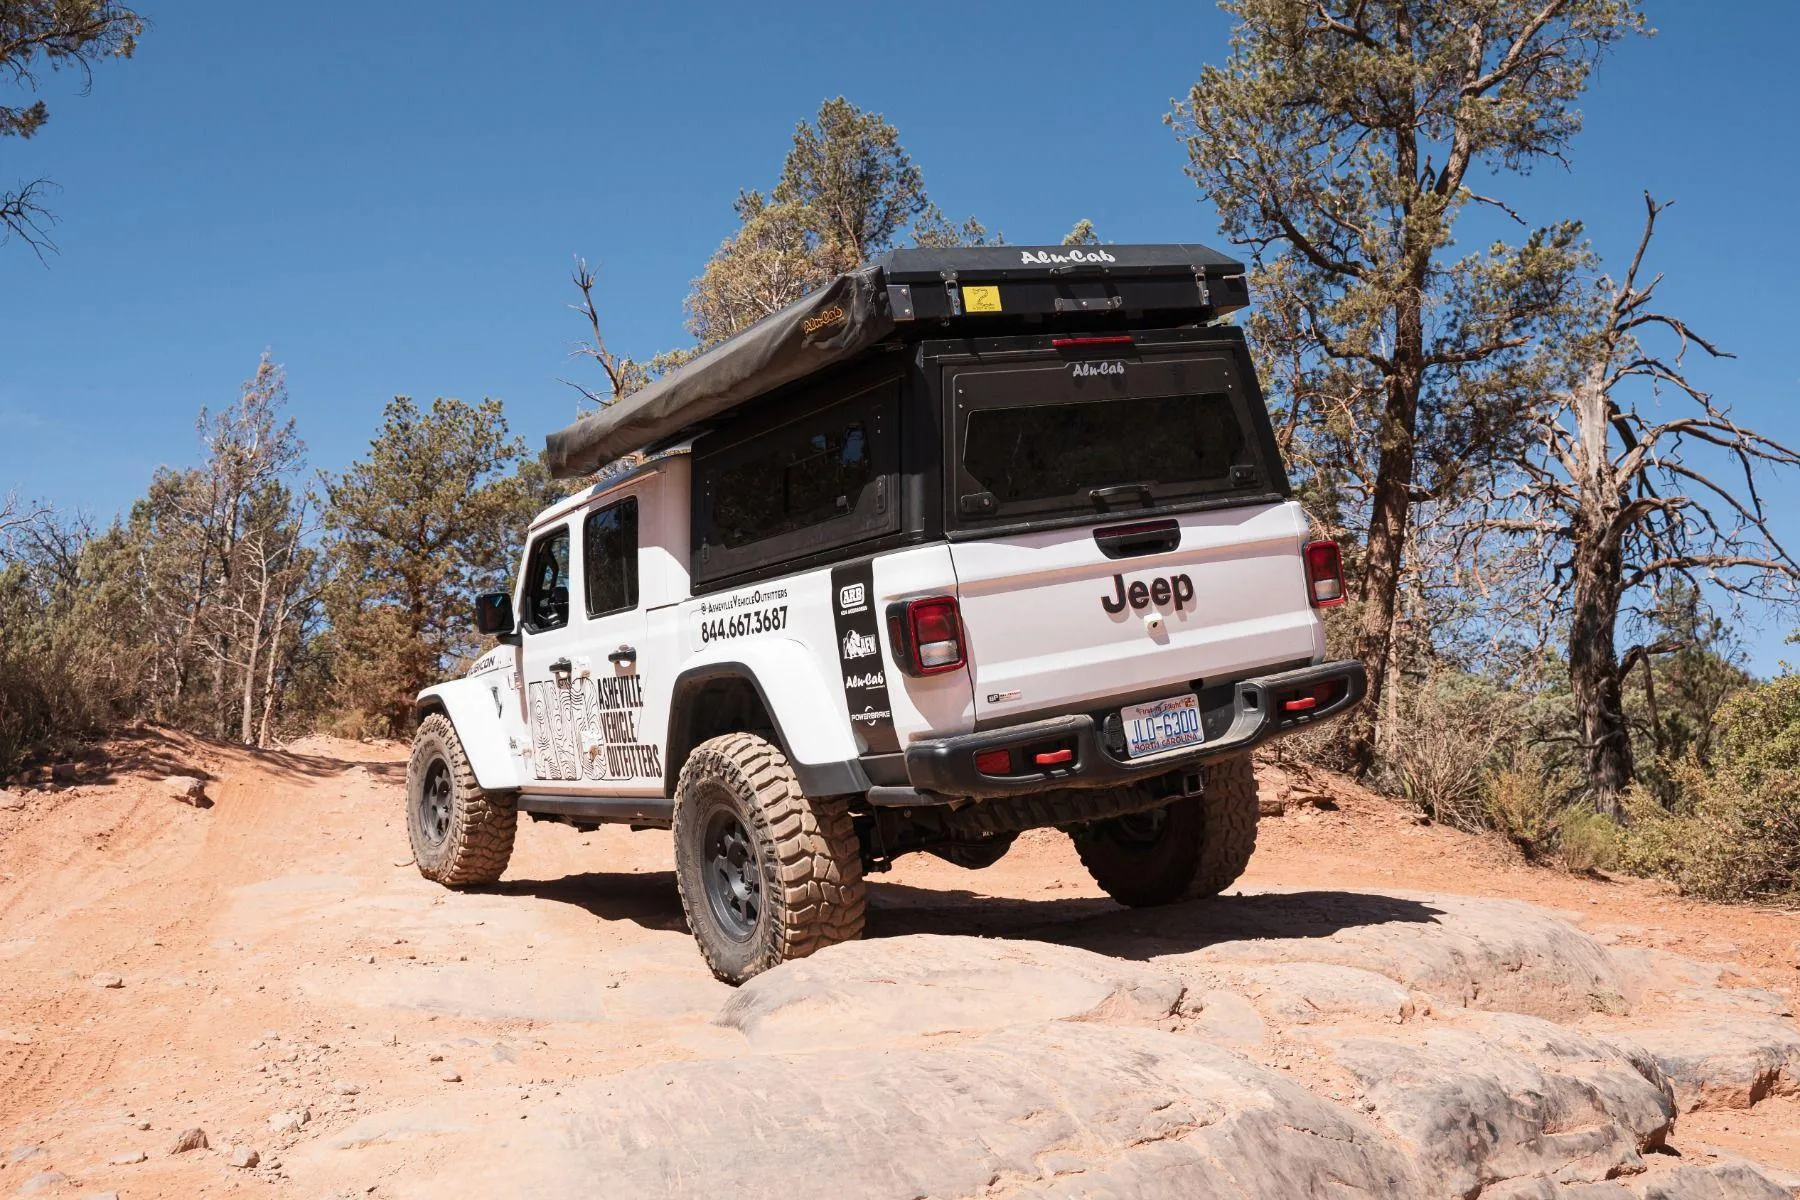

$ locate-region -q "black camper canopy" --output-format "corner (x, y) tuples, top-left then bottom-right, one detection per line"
(543, 243), (1247, 479)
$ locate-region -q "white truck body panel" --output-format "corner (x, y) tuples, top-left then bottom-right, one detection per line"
(949, 501), (1322, 723)
(419, 648), (526, 792)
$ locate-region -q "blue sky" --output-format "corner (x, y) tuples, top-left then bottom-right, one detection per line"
(2, 1), (1796, 668)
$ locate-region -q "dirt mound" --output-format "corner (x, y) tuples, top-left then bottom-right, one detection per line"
(0, 728), (1795, 1198)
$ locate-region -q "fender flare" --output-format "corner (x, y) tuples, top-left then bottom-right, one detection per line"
(665, 640), (869, 798)
(415, 676), (523, 792)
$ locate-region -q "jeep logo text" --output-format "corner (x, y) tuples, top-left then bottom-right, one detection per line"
(1101, 572), (1195, 614)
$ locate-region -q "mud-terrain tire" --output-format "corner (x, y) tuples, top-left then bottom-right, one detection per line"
(1072, 754), (1259, 907)
(673, 733), (865, 985)
(407, 713), (516, 887)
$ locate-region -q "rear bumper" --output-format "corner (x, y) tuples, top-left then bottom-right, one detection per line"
(899, 660), (1366, 801)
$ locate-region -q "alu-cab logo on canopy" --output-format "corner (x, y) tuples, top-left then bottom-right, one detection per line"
(1018, 248), (1117, 266)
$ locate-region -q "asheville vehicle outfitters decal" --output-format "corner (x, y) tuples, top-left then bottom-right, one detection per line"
(830, 562), (899, 754)
(527, 671), (664, 783)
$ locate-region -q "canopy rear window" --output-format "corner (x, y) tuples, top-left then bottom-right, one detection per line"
(948, 353), (1273, 526)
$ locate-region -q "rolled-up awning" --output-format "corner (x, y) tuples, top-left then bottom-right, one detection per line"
(545, 266), (893, 479)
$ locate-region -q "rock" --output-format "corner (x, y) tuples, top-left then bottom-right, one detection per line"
(328, 1080), (361, 1096)
(440, 1070), (462, 1083)
(226, 1145), (260, 1169)
(92, 972), (124, 989)
(107, 1149), (145, 1164)
(16, 1172), (67, 1195)
(7, 1144), (46, 1164)
(1186, 989), (1267, 1045)
(1640, 1162), (1792, 1200)
(51, 764), (77, 783)
(0, 790), (24, 810)
(161, 775), (209, 806)
(1063, 889), (1638, 1024)
(1210, 962), (1417, 1026)
(167, 1127), (208, 1153)
(267, 1108), (309, 1133)
(1321, 1014), (1676, 1198)
(1629, 1019), (1800, 1111)
(715, 934), (1185, 1050)
(327, 1024), (1427, 1198)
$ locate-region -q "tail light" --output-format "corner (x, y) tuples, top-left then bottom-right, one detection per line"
(886, 596), (966, 676)
(1303, 540), (1345, 608)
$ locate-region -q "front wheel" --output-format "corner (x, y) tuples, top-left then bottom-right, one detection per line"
(1072, 754), (1259, 906)
(407, 713), (517, 886)
(672, 733), (866, 984)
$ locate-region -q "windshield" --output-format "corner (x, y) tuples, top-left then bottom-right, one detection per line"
(950, 354), (1272, 525)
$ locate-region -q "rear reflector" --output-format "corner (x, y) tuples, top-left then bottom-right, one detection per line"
(975, 749), (1012, 775)
(1304, 540), (1345, 607)
(1280, 681), (1344, 716)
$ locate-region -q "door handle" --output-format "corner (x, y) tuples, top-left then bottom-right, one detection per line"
(548, 657), (572, 677)
(607, 646), (637, 666)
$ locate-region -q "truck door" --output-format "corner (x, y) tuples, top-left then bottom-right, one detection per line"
(517, 494), (660, 794)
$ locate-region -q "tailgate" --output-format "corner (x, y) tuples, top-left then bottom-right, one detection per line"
(950, 503), (1322, 721)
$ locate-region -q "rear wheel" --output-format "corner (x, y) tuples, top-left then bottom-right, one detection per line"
(407, 713), (516, 886)
(672, 733), (865, 984)
(1072, 754), (1259, 906)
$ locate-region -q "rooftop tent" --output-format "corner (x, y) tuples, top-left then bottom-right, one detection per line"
(543, 243), (1248, 480)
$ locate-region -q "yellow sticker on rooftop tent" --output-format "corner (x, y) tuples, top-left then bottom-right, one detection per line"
(962, 285), (1002, 313)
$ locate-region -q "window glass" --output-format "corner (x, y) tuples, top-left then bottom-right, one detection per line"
(583, 496), (638, 618)
(962, 392), (1249, 513)
(712, 419), (871, 549)
(521, 527), (570, 632)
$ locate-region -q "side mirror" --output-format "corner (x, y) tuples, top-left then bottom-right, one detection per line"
(473, 592), (515, 636)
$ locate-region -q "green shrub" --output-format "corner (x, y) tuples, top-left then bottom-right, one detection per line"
(1386, 673), (1527, 831)
(1556, 807), (1621, 873)
(1617, 675), (1800, 903)
(1484, 767), (1562, 858)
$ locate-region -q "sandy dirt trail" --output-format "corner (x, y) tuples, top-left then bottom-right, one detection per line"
(0, 728), (1796, 1198)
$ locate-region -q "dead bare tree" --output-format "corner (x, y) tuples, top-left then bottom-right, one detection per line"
(205, 487), (313, 746)
(559, 257), (637, 410)
(1487, 196), (1800, 813)
(0, 491), (47, 544)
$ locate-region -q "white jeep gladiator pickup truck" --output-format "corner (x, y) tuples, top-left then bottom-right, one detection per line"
(407, 243), (1365, 982)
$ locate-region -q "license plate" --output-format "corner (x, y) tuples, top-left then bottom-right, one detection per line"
(1120, 693), (1205, 758)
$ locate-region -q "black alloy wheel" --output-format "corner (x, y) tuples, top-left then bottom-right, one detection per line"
(702, 800), (762, 941)
(416, 757), (453, 849)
